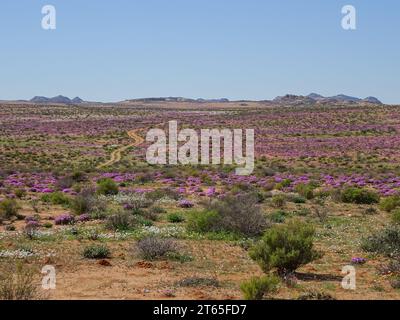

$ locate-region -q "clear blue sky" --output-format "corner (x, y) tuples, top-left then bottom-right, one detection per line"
(0, 0), (399, 103)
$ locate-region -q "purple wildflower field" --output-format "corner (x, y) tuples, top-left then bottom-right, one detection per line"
(1, 101), (400, 300)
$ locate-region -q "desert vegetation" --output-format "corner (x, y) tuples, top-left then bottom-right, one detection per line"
(1, 102), (400, 300)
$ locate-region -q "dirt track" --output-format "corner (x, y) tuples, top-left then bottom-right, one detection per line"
(97, 129), (144, 169)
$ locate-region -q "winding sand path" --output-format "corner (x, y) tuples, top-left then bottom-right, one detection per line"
(96, 129), (145, 169)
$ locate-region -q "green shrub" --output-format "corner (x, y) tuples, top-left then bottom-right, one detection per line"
(165, 252), (194, 263)
(41, 192), (70, 206)
(249, 220), (321, 275)
(134, 215), (153, 227)
(145, 188), (180, 201)
(240, 275), (280, 300)
(71, 171), (87, 182)
(83, 245), (110, 259)
(292, 196), (306, 204)
(271, 195), (286, 208)
(363, 207), (378, 216)
(97, 178), (118, 195)
(203, 193), (268, 237)
(70, 191), (97, 215)
(341, 188), (379, 205)
(0, 263), (40, 300)
(269, 210), (287, 223)
(187, 210), (221, 233)
(136, 237), (177, 260)
(188, 194), (268, 237)
(295, 184), (314, 200)
(361, 226), (400, 257)
(380, 195), (400, 212)
(392, 210), (400, 224)
(106, 210), (137, 231)
(168, 213), (185, 223)
(275, 179), (292, 190)
(0, 199), (19, 219)
(14, 189), (26, 199)
(43, 222), (53, 229)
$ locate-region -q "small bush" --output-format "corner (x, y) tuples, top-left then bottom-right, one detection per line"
(341, 188), (379, 205)
(377, 259), (400, 275)
(269, 211), (287, 223)
(275, 179), (292, 190)
(390, 276), (400, 289)
(292, 196), (306, 204)
(179, 200), (194, 208)
(168, 213), (185, 223)
(297, 290), (336, 300)
(136, 237), (177, 260)
(41, 192), (70, 206)
(187, 210), (221, 233)
(24, 221), (39, 240)
(145, 188), (181, 201)
(0, 263), (40, 300)
(106, 211), (137, 231)
(14, 189), (26, 199)
(240, 275), (280, 300)
(380, 196), (400, 212)
(295, 184), (314, 200)
(5, 225), (16, 231)
(165, 252), (194, 263)
(70, 193), (94, 215)
(121, 194), (152, 214)
(55, 214), (75, 225)
(392, 210), (400, 224)
(0, 199), (19, 219)
(249, 220), (321, 275)
(271, 195), (286, 208)
(43, 222), (53, 229)
(83, 245), (110, 259)
(141, 206), (165, 221)
(363, 207), (378, 216)
(134, 215), (153, 227)
(97, 178), (118, 195)
(203, 193), (268, 237)
(361, 226), (400, 257)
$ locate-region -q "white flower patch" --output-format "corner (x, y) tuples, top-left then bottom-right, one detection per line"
(140, 225), (186, 238)
(0, 249), (36, 259)
(0, 248), (56, 259)
(155, 197), (177, 205)
(96, 232), (131, 240)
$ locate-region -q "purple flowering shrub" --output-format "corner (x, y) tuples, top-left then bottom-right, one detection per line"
(76, 214), (90, 223)
(55, 214), (75, 225)
(351, 257), (367, 265)
(179, 200), (194, 208)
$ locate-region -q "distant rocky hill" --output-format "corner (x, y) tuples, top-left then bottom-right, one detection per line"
(121, 97), (230, 103)
(273, 93), (382, 105)
(30, 95), (84, 104)
(1, 93), (384, 106)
